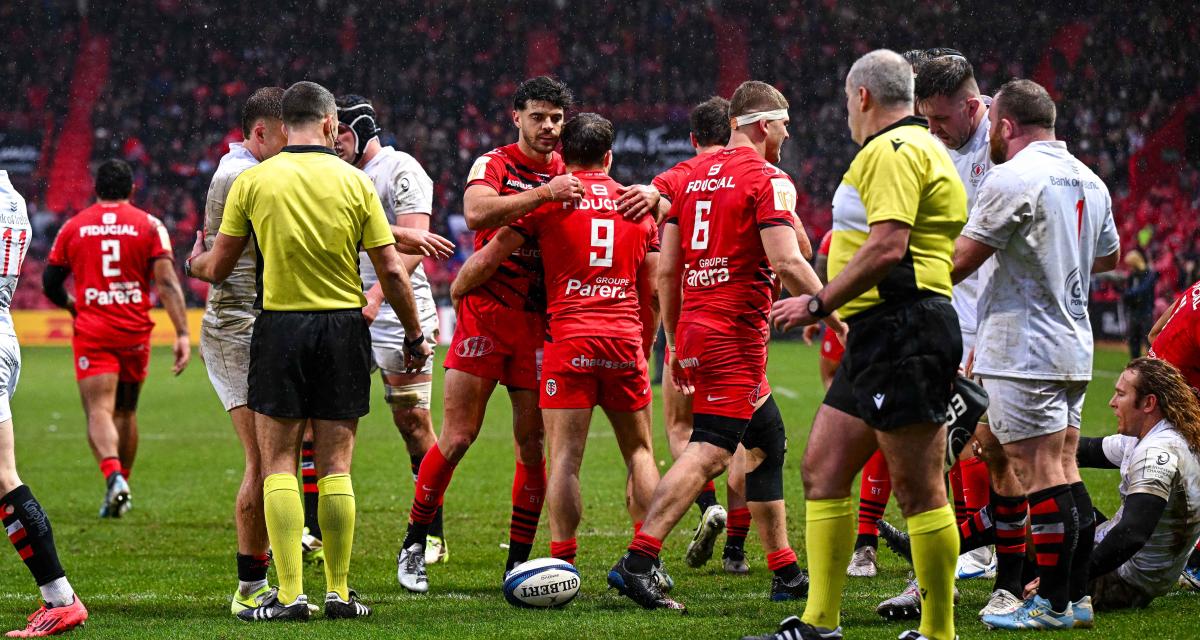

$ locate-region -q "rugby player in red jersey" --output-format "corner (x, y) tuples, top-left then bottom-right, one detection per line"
(452, 113), (663, 570)
(608, 81), (842, 610)
(43, 159), (191, 518)
(398, 77), (662, 591)
(1148, 279), (1200, 390)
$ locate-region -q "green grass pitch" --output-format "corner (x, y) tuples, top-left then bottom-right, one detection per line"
(2, 342), (1197, 638)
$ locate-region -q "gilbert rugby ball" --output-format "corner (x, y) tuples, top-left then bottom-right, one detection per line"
(503, 558), (581, 608)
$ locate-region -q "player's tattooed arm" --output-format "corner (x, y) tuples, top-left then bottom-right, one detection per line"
(449, 228), (526, 309)
(151, 257), (191, 375)
(41, 264), (75, 315)
(187, 230), (250, 283)
(463, 175), (583, 230)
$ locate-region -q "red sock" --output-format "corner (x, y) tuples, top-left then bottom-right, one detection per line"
(960, 456), (990, 517)
(766, 547), (798, 572)
(727, 507), (751, 542)
(510, 460), (546, 545)
(633, 520), (643, 535)
(857, 451), (891, 535)
(550, 538), (578, 565)
(949, 461), (967, 525)
(99, 457), (121, 480)
(409, 444), (457, 526)
(702, 480), (716, 495)
(628, 531), (663, 560)
(120, 466), (132, 481)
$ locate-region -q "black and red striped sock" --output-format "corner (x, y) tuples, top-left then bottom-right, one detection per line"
(695, 480), (718, 513)
(949, 462), (968, 525)
(1, 485), (65, 587)
(405, 443), (456, 548)
(991, 489), (1028, 597)
(508, 460), (545, 569)
(300, 440), (320, 539)
(550, 538), (578, 565)
(236, 552), (269, 584)
(958, 502), (995, 552)
(726, 507), (751, 551)
(1068, 482), (1094, 602)
(856, 451), (891, 548)
(767, 547), (801, 582)
(1029, 484), (1077, 612)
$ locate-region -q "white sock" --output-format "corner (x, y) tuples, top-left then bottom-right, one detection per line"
(39, 577), (74, 608)
(239, 579), (268, 598)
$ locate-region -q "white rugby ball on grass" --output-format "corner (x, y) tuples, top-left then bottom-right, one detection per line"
(503, 558), (581, 608)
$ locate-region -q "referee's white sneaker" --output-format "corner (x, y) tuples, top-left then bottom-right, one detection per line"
(685, 505), (727, 568)
(955, 546), (996, 580)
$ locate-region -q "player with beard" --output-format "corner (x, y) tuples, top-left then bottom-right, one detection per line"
(334, 95), (455, 566)
(608, 81), (836, 611)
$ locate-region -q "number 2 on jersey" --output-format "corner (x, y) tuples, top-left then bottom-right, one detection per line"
(589, 218), (614, 268)
(101, 239), (121, 277)
(691, 201), (711, 250)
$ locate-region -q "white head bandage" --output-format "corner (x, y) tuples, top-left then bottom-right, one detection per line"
(734, 109), (789, 127)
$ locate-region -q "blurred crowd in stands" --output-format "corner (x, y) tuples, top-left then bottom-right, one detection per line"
(3, 0), (1198, 325)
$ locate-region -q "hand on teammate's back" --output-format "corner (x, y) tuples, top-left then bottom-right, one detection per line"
(545, 174), (584, 202)
(172, 333), (191, 376)
(615, 184), (661, 221)
(393, 227), (455, 259)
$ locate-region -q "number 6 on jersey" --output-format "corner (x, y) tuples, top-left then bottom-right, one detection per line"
(691, 201), (711, 250)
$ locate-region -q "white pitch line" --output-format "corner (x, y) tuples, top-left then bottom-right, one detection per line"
(773, 386), (798, 399)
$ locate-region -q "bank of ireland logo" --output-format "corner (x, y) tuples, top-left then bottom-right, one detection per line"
(78, 356), (90, 371)
(545, 378), (557, 397)
(454, 336), (494, 358)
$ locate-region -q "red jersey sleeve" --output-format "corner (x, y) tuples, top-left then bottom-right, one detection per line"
(144, 214), (173, 261)
(753, 170), (798, 229)
(652, 164), (687, 204)
(647, 220), (661, 253)
(818, 230), (833, 256)
(509, 202), (556, 241)
(46, 220), (74, 267)
(464, 152), (509, 193)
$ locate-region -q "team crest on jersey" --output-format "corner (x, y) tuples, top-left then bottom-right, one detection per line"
(78, 356), (90, 371)
(454, 336), (494, 358)
(970, 163), (985, 184)
(545, 378), (558, 397)
(707, 163), (723, 176)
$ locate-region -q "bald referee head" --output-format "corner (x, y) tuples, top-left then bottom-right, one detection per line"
(187, 80), (431, 621)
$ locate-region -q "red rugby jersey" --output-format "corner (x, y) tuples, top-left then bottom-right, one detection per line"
(652, 150), (719, 204)
(464, 142), (565, 312)
(512, 170), (659, 341)
(665, 146), (797, 340)
(47, 202), (173, 343)
(1149, 279), (1200, 389)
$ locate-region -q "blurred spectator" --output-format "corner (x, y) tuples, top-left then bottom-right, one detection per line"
(1123, 250), (1158, 358)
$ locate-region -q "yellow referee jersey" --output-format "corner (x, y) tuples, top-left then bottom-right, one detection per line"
(829, 116), (967, 318)
(220, 145), (394, 311)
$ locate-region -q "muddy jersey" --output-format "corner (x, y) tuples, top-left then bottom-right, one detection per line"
(665, 146), (795, 340)
(203, 142), (258, 321)
(464, 143), (565, 312)
(511, 170), (659, 341)
(0, 172), (31, 336)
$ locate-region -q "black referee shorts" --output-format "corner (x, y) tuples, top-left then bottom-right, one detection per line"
(823, 295), (961, 431)
(248, 309), (372, 420)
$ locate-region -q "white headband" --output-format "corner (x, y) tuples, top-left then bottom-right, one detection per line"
(734, 109), (789, 127)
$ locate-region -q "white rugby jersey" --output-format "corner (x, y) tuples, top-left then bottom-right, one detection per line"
(1098, 420), (1200, 597)
(0, 172), (31, 336)
(963, 140), (1119, 380)
(203, 143), (259, 320)
(357, 147), (436, 332)
(947, 100), (993, 336)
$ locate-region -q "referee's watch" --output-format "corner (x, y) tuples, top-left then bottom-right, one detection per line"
(807, 293), (831, 319)
(183, 258), (194, 278)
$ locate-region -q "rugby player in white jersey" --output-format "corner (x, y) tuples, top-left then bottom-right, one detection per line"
(194, 87), (287, 614)
(0, 172), (88, 637)
(334, 95), (455, 565)
(952, 79), (1120, 630)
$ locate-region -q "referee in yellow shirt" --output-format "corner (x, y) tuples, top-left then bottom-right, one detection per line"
(751, 50), (968, 640)
(189, 81), (431, 622)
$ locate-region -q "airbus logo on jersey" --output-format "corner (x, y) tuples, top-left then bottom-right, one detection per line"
(84, 282), (144, 306)
(565, 277), (630, 299)
(455, 336), (495, 358)
(505, 177), (537, 192)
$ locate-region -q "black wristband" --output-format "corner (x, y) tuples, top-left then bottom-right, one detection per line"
(404, 332), (426, 350)
(183, 258), (194, 278)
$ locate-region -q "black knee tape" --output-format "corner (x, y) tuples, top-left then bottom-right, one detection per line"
(689, 413), (748, 454)
(115, 381), (141, 411)
(743, 396), (787, 502)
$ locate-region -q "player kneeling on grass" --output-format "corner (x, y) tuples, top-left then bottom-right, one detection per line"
(0, 172), (88, 637)
(451, 113), (664, 574)
(608, 81), (838, 611)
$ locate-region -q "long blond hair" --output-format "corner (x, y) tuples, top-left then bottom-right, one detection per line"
(1127, 357), (1200, 452)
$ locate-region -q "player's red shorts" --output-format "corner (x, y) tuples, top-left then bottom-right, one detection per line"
(72, 334), (151, 383)
(676, 322), (767, 421)
(821, 327), (845, 363)
(443, 295), (544, 390)
(541, 336), (650, 412)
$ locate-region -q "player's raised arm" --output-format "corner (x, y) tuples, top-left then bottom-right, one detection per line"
(151, 257), (191, 375)
(463, 178), (581, 230)
(449, 228), (526, 306)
